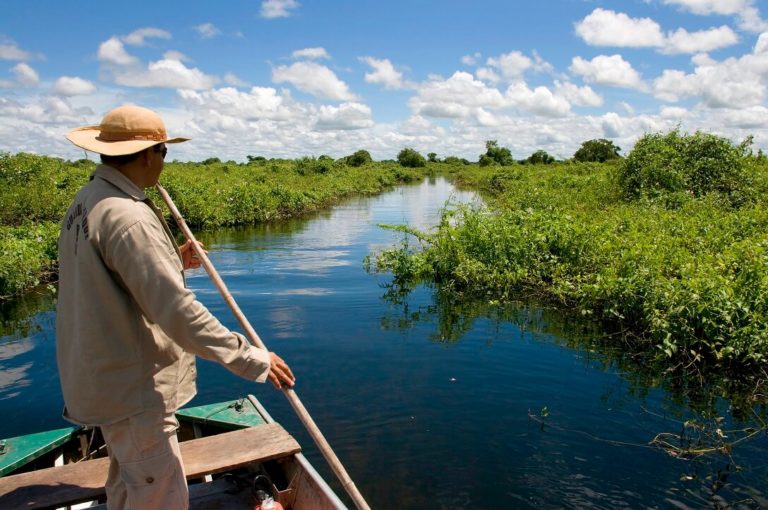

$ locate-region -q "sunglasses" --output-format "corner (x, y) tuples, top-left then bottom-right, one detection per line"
(153, 145), (168, 159)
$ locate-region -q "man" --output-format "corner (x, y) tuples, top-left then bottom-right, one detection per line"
(57, 104), (295, 510)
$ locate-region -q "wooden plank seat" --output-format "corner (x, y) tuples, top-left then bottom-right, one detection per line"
(0, 423), (300, 510)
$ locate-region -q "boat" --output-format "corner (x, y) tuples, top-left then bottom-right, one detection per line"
(0, 394), (348, 509)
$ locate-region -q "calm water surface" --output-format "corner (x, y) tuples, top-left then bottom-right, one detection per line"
(1, 177), (766, 509)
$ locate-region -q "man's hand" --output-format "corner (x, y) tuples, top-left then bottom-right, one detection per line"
(180, 239), (206, 270)
(267, 352), (296, 390)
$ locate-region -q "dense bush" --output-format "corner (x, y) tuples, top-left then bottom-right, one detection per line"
(479, 140), (514, 166)
(345, 150), (373, 167)
(0, 223), (59, 297)
(443, 156), (471, 166)
(527, 150), (556, 165)
(619, 129), (753, 205)
(397, 148), (427, 168)
(573, 139), (621, 162)
(369, 158), (768, 369)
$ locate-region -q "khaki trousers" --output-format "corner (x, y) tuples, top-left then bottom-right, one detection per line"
(101, 411), (189, 510)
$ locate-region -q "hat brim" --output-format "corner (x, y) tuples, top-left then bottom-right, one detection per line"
(66, 126), (189, 156)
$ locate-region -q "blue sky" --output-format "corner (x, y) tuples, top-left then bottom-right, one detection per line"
(2, 0), (768, 161)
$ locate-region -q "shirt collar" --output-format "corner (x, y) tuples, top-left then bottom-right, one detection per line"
(92, 164), (148, 201)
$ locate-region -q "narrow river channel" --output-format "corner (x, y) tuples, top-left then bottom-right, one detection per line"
(1, 177), (766, 509)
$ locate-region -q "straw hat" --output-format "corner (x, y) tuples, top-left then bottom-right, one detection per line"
(66, 105), (189, 156)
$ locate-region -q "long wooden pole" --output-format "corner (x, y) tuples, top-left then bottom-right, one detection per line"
(155, 183), (371, 510)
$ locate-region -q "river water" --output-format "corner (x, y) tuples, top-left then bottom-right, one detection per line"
(1, 177), (766, 509)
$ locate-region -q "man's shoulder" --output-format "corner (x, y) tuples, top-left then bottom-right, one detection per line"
(83, 181), (154, 232)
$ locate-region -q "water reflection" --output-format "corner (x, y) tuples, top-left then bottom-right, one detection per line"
(371, 283), (768, 508)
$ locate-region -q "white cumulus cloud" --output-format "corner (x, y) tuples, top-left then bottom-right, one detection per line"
(98, 37), (139, 66)
(224, 73), (248, 87)
(12, 63), (39, 86)
(360, 57), (404, 89)
(570, 54), (646, 90)
(554, 81), (604, 107)
(660, 106), (690, 119)
(654, 41), (768, 108)
(408, 71), (506, 119)
(315, 102), (373, 130)
(52, 76), (96, 96)
(123, 28), (171, 46)
(475, 67), (501, 85)
(575, 8), (664, 47)
(461, 53), (481, 66)
(506, 81), (571, 117)
(576, 8), (740, 54)
(292, 47), (330, 60)
(114, 59), (218, 90)
(653, 69), (701, 101)
(486, 51), (532, 80)
(720, 105), (768, 128)
(261, 0), (300, 18)
(601, 112), (624, 138)
(163, 50), (191, 62)
(0, 42), (34, 61)
(178, 86), (287, 120)
(662, 26), (739, 54)
(272, 61), (356, 100)
(662, 0), (747, 16)
(194, 23), (221, 39)
(662, 0), (768, 33)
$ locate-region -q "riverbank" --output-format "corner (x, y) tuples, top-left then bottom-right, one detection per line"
(368, 143), (768, 374)
(0, 152), (428, 298)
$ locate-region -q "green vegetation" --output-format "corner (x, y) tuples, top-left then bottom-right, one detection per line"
(619, 129), (753, 206)
(573, 138), (622, 162)
(343, 149), (373, 167)
(526, 149), (556, 165)
(397, 147), (427, 168)
(6, 128), (768, 382)
(0, 152), (426, 298)
(479, 140), (514, 166)
(368, 129), (768, 374)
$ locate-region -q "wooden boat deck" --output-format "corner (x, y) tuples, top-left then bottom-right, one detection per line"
(0, 396), (347, 510)
(0, 423), (300, 509)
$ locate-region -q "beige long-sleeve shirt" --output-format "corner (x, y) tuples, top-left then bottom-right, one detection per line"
(56, 165), (270, 426)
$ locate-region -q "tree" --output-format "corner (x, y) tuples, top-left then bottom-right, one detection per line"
(573, 139), (621, 162)
(443, 156), (470, 165)
(427, 152), (439, 163)
(397, 148), (427, 167)
(527, 150), (555, 165)
(345, 150), (372, 167)
(480, 140), (514, 166)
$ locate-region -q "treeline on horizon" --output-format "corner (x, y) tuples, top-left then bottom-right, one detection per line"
(204, 136), (627, 169)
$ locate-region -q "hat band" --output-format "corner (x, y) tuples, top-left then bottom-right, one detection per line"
(97, 130), (167, 142)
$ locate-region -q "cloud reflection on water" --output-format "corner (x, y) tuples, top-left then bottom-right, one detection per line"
(0, 339), (34, 400)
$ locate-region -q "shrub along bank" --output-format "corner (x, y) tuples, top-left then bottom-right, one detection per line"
(0, 152), (426, 298)
(369, 131), (768, 370)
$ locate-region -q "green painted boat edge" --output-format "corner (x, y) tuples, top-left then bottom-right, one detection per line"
(175, 397), (267, 429)
(0, 397), (265, 478)
(0, 426), (80, 477)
